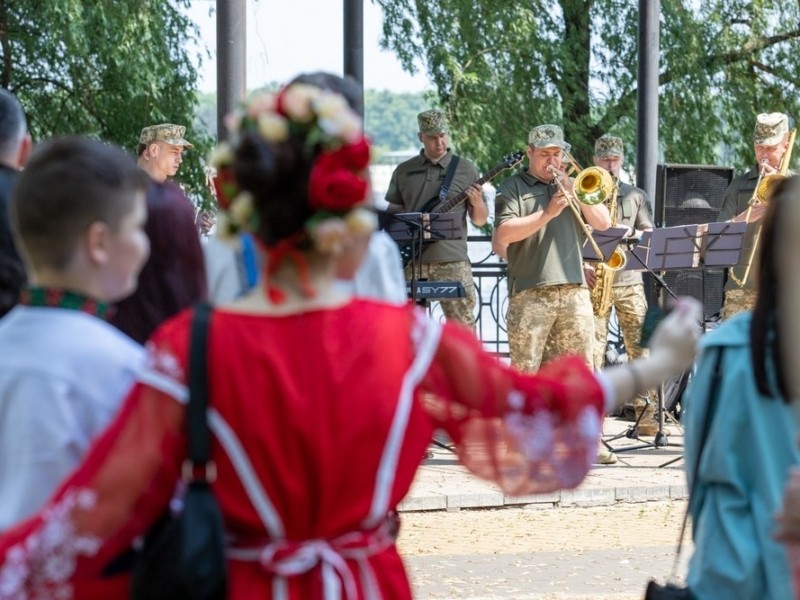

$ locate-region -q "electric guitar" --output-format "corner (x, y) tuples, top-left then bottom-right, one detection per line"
(396, 151), (524, 267)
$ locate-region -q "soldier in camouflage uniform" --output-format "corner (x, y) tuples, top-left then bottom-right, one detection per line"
(494, 125), (611, 371)
(137, 123), (194, 183)
(719, 112), (794, 319)
(385, 110), (487, 329)
(495, 125), (612, 462)
(586, 136), (658, 435)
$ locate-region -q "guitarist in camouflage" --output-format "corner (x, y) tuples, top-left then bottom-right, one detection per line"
(385, 110), (487, 329)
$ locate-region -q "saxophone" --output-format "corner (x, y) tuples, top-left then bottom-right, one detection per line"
(590, 179), (622, 316)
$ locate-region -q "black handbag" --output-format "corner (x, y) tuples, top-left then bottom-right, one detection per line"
(644, 349), (723, 600)
(644, 579), (694, 600)
(131, 304), (228, 600)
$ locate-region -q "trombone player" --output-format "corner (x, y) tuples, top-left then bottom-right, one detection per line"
(494, 124), (614, 462)
(494, 124), (611, 373)
(584, 135), (658, 435)
(718, 112), (795, 319)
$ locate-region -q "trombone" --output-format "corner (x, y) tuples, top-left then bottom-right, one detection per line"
(730, 127), (796, 286)
(547, 152), (625, 270)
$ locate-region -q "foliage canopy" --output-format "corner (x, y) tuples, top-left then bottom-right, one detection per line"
(376, 0), (800, 175)
(0, 0), (214, 207)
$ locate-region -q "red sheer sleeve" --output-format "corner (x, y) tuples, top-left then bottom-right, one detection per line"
(0, 324), (191, 599)
(420, 321), (605, 496)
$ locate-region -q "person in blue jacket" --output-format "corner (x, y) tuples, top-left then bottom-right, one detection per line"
(684, 174), (800, 599)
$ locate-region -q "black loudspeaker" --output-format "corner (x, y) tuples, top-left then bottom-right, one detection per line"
(654, 163), (734, 227)
(649, 164), (735, 319)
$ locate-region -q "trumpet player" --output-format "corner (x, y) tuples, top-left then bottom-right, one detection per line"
(584, 135), (657, 435)
(718, 112), (794, 319)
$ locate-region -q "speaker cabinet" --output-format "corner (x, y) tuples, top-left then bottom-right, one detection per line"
(654, 164), (734, 227)
(648, 164), (735, 319)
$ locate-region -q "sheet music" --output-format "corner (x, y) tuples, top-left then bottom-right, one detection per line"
(581, 226), (630, 262)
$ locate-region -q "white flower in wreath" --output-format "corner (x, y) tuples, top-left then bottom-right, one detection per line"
(345, 207), (378, 235)
(318, 110), (362, 144)
(311, 218), (349, 255)
(281, 83), (319, 122)
(257, 113), (289, 143)
(314, 91), (350, 121)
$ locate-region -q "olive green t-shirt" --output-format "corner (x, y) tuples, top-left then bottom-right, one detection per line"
(495, 168), (587, 296)
(385, 149), (481, 263)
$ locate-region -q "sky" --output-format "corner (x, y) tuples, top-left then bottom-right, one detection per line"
(182, 0), (433, 94)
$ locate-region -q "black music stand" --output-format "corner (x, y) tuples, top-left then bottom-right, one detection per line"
(581, 226), (630, 263)
(604, 222), (745, 463)
(698, 221), (747, 268)
(384, 212), (461, 305)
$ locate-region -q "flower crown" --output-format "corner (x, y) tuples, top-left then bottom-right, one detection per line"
(208, 82), (377, 253)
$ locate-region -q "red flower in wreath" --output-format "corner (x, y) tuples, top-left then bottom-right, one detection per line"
(308, 138), (371, 211)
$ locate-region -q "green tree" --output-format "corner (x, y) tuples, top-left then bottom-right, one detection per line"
(375, 0), (800, 173)
(0, 0), (214, 208)
(364, 89), (432, 154)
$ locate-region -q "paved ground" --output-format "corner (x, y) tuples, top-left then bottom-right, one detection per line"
(395, 416), (692, 599)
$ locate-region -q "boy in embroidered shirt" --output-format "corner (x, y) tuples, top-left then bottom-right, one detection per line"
(0, 136), (150, 530)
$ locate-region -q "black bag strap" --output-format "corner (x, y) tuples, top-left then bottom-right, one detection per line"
(186, 303), (214, 477)
(669, 347), (725, 575)
(438, 155), (460, 202)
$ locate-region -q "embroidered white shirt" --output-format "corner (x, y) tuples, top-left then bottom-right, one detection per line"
(0, 307), (144, 530)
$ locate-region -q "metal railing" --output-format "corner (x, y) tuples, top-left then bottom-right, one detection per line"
(426, 235), (624, 362)
(426, 234), (510, 358)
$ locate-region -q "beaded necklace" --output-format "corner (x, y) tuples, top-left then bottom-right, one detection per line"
(18, 287), (112, 321)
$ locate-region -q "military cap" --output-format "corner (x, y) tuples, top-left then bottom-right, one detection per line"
(417, 110), (449, 135)
(528, 124), (567, 149)
(594, 135), (624, 158)
(753, 112), (789, 146)
(139, 123), (194, 148)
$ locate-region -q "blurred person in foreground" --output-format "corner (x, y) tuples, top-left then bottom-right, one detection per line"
(0, 137), (149, 530)
(685, 175), (800, 599)
(0, 79), (700, 599)
(204, 71), (406, 305)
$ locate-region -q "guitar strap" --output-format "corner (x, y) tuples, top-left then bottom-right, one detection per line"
(438, 155), (460, 203)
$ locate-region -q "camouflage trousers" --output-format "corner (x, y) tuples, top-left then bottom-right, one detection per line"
(593, 284), (649, 370)
(722, 288), (756, 320)
(507, 284), (594, 373)
(405, 260), (476, 329)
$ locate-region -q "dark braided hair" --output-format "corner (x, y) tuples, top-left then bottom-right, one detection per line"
(751, 175), (799, 401)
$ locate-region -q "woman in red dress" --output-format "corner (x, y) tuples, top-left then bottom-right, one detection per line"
(0, 77), (701, 600)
